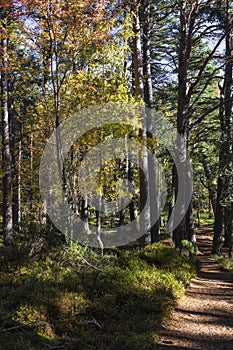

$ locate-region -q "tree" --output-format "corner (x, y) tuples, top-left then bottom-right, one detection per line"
(142, 0), (160, 243)
(0, 4), (14, 245)
(171, 0), (226, 250)
(213, 0), (233, 257)
(130, 0), (151, 245)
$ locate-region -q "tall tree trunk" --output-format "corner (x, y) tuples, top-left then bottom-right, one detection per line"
(96, 196), (103, 250)
(18, 138), (22, 226)
(212, 151), (225, 254)
(11, 112), (21, 229)
(1, 26), (14, 245)
(29, 132), (34, 221)
(142, 0), (160, 243)
(173, 1), (190, 250)
(223, 0), (232, 255)
(173, 0), (197, 251)
(212, 80), (225, 254)
(128, 159), (138, 222)
(81, 195), (89, 233)
(132, 1), (151, 246)
(213, 1), (233, 256)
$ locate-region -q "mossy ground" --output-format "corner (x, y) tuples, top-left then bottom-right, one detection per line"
(0, 241), (197, 349)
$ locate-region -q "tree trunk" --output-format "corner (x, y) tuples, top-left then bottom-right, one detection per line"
(142, 0), (160, 243)
(223, 0), (232, 255)
(212, 177), (224, 255)
(29, 132), (34, 221)
(11, 114), (21, 229)
(213, 1), (233, 255)
(132, 2), (151, 246)
(173, 1), (197, 250)
(128, 159), (138, 221)
(81, 195), (89, 233)
(1, 16), (14, 245)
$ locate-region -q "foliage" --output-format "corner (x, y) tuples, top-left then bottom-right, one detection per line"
(136, 243), (197, 286)
(0, 241), (197, 349)
(214, 256), (233, 272)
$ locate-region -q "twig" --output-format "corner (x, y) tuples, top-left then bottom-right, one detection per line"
(81, 257), (103, 272)
(83, 318), (102, 328)
(0, 321), (47, 332)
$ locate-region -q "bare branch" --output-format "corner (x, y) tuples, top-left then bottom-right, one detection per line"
(190, 104), (220, 129)
(187, 33), (226, 100)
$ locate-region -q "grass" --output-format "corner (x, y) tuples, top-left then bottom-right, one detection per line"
(0, 240), (198, 350)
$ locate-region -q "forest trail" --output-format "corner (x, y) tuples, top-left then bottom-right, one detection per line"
(156, 226), (233, 350)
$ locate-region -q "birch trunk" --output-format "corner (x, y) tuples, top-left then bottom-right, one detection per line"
(1, 28), (14, 245)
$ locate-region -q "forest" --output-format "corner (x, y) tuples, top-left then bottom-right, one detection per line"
(0, 0), (232, 349)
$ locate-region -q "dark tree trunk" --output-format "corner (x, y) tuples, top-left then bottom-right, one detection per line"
(173, 1), (197, 251)
(119, 202), (126, 227)
(29, 133), (34, 221)
(212, 82), (225, 255)
(81, 195), (89, 233)
(223, 1), (232, 254)
(128, 159), (138, 222)
(213, 177), (224, 255)
(142, 0), (160, 243)
(132, 2), (151, 246)
(1, 16), (14, 245)
(213, 1), (233, 256)
(9, 95), (21, 229)
(0, 8), (14, 245)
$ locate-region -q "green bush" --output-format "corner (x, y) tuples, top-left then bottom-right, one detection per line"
(215, 256), (233, 272)
(136, 243), (197, 286)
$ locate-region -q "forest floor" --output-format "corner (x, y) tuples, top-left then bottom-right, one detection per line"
(156, 226), (233, 350)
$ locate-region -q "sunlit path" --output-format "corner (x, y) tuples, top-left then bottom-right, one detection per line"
(156, 228), (233, 350)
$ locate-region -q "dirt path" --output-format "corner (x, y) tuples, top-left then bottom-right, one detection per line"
(156, 227), (233, 350)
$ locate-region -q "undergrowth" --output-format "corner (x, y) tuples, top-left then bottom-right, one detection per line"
(214, 256), (233, 272)
(0, 240), (197, 350)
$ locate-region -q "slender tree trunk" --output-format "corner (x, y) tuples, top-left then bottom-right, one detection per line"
(81, 195), (89, 233)
(213, 177), (224, 254)
(119, 202), (126, 227)
(173, 1), (197, 251)
(18, 138), (22, 225)
(128, 159), (138, 221)
(11, 112), (20, 228)
(132, 4), (144, 99)
(142, 0), (160, 243)
(132, 2), (151, 246)
(29, 132), (34, 221)
(127, 128), (138, 223)
(213, 1), (233, 255)
(1, 22), (14, 245)
(96, 197), (103, 250)
(223, 1), (232, 255)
